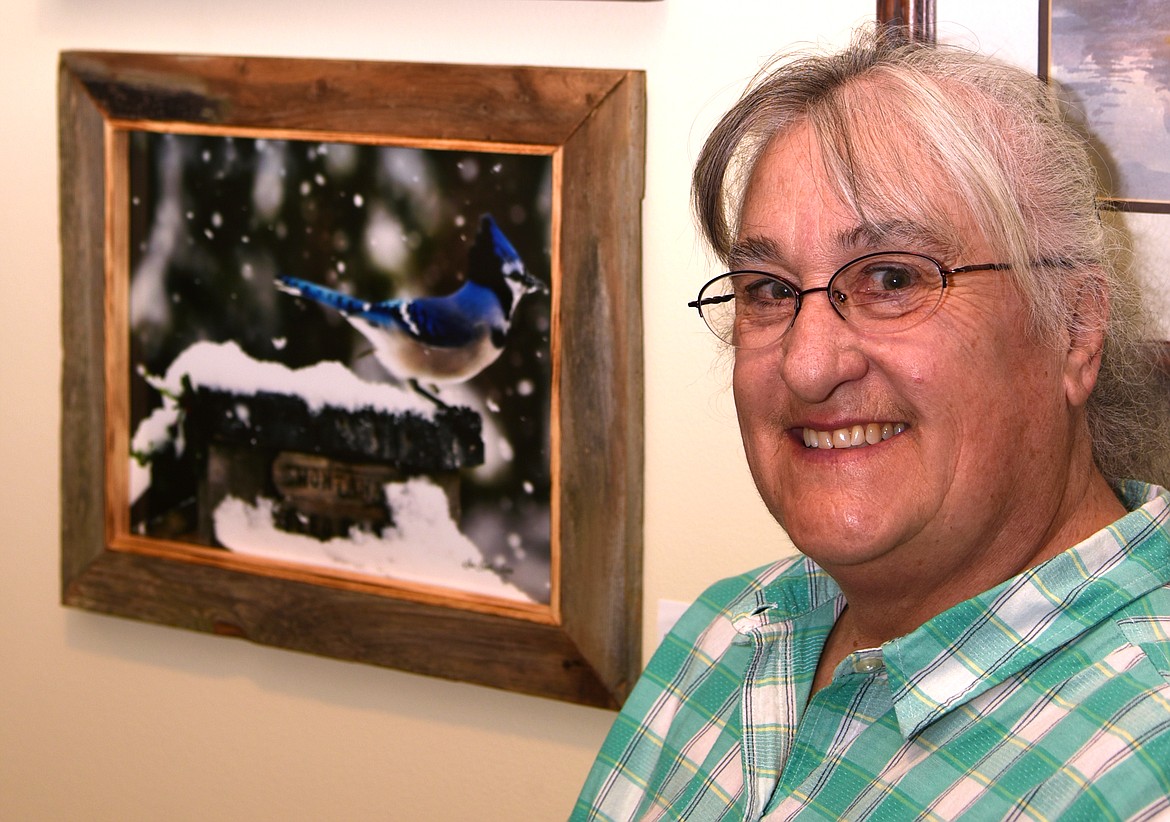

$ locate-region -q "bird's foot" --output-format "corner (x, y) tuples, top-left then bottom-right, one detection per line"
(408, 379), (449, 409)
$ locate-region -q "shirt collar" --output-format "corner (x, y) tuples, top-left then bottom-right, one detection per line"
(727, 483), (1170, 740)
(728, 556), (842, 636)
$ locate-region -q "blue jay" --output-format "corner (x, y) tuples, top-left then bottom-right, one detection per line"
(276, 214), (547, 390)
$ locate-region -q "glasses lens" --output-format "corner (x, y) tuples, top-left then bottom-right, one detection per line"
(833, 253), (945, 332)
(696, 272), (797, 348)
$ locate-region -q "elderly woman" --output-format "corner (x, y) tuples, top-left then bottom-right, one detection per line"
(573, 27), (1170, 821)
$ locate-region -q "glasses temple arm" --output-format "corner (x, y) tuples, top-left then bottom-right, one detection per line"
(688, 293), (736, 309)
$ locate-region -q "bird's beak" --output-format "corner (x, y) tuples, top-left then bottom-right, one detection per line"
(523, 270), (550, 295)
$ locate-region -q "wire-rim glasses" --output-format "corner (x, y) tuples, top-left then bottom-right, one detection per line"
(687, 251), (1010, 349)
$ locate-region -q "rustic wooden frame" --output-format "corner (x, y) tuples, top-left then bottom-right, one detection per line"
(58, 51), (645, 708)
(1039, 0), (1170, 213)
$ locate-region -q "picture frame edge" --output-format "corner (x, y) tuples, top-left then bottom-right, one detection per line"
(56, 50), (646, 709)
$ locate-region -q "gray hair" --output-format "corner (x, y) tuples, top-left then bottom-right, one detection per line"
(693, 27), (1170, 487)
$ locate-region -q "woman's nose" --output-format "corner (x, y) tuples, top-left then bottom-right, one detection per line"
(774, 294), (867, 404)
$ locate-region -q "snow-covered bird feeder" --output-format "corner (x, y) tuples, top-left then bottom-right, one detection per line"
(142, 342), (484, 543)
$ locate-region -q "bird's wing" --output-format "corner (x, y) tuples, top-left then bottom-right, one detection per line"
(276, 275), (377, 317)
(361, 289), (492, 349)
(278, 275), (502, 349)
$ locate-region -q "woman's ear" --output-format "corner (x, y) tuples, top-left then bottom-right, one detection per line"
(1063, 276), (1108, 408)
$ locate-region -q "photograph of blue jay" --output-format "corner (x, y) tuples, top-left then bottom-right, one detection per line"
(275, 213), (547, 392)
(125, 130), (554, 605)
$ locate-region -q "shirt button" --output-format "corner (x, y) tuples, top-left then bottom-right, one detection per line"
(852, 654), (884, 674)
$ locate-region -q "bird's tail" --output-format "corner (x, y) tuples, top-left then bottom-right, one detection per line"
(275, 275), (375, 318)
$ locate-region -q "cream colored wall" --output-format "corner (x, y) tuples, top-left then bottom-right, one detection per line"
(5, 1), (1153, 820)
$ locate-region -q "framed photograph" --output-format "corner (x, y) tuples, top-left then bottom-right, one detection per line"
(1040, 0), (1170, 212)
(59, 51), (645, 708)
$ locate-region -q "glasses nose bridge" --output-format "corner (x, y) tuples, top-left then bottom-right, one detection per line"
(791, 282), (847, 330)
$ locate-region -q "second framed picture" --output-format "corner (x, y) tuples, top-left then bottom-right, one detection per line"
(1040, 0), (1170, 212)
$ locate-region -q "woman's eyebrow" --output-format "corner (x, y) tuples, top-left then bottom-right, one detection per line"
(728, 224), (902, 269)
(728, 221), (955, 271)
(727, 235), (787, 270)
(836, 220), (952, 254)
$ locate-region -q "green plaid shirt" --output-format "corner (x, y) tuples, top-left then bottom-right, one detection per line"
(573, 481), (1170, 821)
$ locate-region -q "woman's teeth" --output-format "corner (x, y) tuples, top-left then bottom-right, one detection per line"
(802, 422), (907, 449)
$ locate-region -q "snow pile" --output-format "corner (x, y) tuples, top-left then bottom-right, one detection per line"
(146, 339), (437, 416)
(214, 477), (532, 602)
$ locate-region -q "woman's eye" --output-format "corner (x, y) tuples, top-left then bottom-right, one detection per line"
(745, 278), (795, 301)
(870, 264), (917, 291)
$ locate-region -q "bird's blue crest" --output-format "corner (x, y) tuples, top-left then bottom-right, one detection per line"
(469, 214), (521, 284)
(482, 214), (522, 265)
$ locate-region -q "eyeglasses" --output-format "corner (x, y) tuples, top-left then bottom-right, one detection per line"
(688, 251), (1010, 349)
